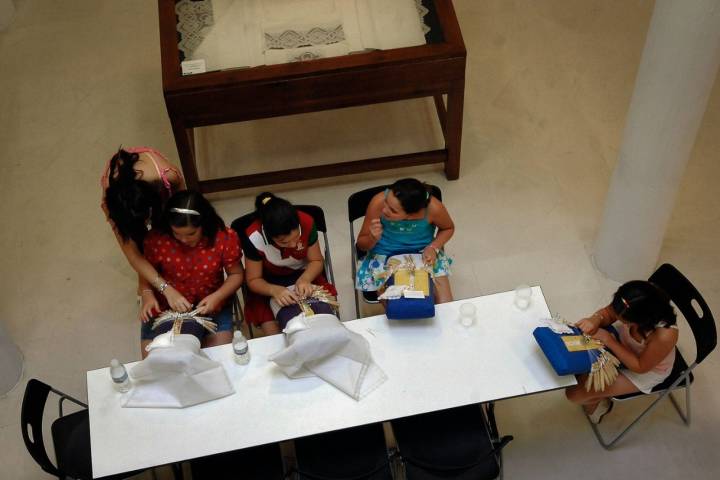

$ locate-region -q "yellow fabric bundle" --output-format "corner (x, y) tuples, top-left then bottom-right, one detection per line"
(394, 269), (430, 296)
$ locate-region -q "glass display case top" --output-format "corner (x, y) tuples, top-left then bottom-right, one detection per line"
(175, 0), (444, 74)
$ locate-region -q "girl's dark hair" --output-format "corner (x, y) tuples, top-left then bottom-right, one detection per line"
(390, 178), (431, 214)
(161, 190), (225, 247)
(612, 280), (676, 335)
(105, 149), (162, 247)
(254, 192), (299, 239)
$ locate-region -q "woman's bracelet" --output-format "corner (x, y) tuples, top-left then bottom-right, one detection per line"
(154, 276), (170, 294)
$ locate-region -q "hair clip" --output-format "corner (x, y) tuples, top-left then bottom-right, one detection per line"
(170, 207), (200, 216)
(262, 196), (272, 205)
(621, 297), (630, 310)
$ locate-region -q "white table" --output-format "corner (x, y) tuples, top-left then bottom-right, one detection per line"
(87, 286), (575, 478)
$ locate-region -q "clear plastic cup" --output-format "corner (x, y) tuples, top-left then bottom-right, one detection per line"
(459, 302), (477, 327)
(513, 285), (532, 310)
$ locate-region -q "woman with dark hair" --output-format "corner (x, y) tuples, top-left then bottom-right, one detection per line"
(566, 280), (679, 424)
(243, 192), (337, 335)
(101, 147), (193, 313)
(355, 178), (455, 303)
(139, 191), (243, 356)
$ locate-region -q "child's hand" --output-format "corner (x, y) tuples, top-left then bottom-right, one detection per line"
(139, 292), (160, 323)
(422, 246), (437, 265)
(295, 280), (314, 298)
(272, 286), (299, 307)
(575, 317), (599, 335)
(591, 328), (613, 345)
(576, 310), (606, 334)
(197, 293), (222, 315)
(164, 286), (192, 313)
(369, 218), (383, 241)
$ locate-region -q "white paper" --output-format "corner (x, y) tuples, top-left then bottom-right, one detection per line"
(403, 290), (425, 299)
(124, 333), (235, 408)
(269, 314), (387, 400)
(181, 59), (207, 75)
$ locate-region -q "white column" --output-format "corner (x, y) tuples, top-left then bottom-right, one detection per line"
(0, 321), (23, 396)
(594, 0), (720, 281)
(0, 0), (15, 31)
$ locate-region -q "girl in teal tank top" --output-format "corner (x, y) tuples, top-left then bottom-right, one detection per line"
(355, 179), (455, 303)
(371, 190), (436, 256)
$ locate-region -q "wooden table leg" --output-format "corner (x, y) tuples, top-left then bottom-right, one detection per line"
(444, 82), (465, 180)
(170, 117), (199, 190)
(434, 94), (447, 139)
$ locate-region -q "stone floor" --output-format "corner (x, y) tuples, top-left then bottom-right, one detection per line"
(0, 1), (718, 478)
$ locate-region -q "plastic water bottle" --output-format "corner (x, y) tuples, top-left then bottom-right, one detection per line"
(233, 331), (250, 365)
(110, 359), (131, 393)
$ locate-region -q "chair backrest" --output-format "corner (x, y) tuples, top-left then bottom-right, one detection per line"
(348, 186), (387, 224)
(649, 263), (717, 364)
(294, 423), (391, 479)
(230, 211), (257, 240)
(295, 205), (334, 285)
(21, 379), (61, 476)
(294, 205), (327, 233)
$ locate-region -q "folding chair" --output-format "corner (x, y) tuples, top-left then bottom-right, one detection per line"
(292, 423), (394, 480)
(20, 378), (154, 480)
(587, 263), (717, 449)
(348, 185), (442, 318)
(189, 442), (285, 479)
(391, 403), (513, 479)
(230, 205), (335, 337)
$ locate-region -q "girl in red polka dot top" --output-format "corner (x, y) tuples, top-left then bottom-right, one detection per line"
(140, 191), (244, 356)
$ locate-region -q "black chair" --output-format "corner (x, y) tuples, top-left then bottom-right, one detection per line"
(21, 378), (150, 480)
(292, 423), (394, 480)
(392, 404), (513, 479)
(231, 205), (336, 337)
(189, 443), (284, 479)
(587, 263), (717, 449)
(348, 185), (442, 318)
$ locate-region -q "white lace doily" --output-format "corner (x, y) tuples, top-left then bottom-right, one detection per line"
(265, 25), (346, 50)
(415, 0), (430, 35)
(176, 0), (215, 56)
(175, 0), (434, 68)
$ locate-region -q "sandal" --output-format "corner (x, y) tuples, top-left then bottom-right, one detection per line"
(587, 399), (614, 424)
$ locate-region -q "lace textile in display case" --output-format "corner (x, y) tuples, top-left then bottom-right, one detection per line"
(175, 0), (440, 69)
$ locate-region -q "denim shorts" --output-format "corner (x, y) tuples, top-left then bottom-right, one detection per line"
(140, 302), (235, 340)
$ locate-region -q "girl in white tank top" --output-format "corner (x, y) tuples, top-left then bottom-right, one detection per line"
(566, 281), (679, 423)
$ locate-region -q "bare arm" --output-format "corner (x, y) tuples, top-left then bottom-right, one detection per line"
(147, 150), (186, 191)
(418, 197), (454, 265)
(115, 233), (161, 285)
(114, 232), (192, 312)
(295, 242), (325, 296)
(196, 263), (244, 314)
(164, 168), (186, 191)
(246, 258), (299, 306)
(426, 197), (455, 249)
(355, 193), (385, 251)
(593, 327), (678, 374)
(138, 275), (160, 322)
(215, 263), (244, 302)
(246, 258), (277, 297)
(575, 304), (616, 335)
